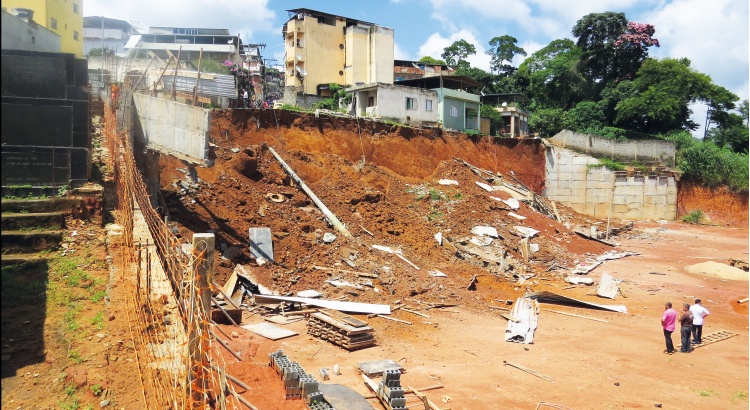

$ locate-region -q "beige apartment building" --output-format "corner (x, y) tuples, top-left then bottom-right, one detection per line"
(282, 8), (394, 107)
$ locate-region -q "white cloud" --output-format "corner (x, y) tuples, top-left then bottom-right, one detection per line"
(645, 0), (749, 101)
(394, 43), (410, 60)
(417, 30), (491, 70)
(428, 0), (533, 32)
(84, 0), (277, 42)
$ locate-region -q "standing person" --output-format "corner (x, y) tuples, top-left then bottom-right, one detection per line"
(661, 302), (677, 354)
(263, 100), (269, 109)
(242, 89), (249, 109)
(679, 303), (694, 353)
(690, 299), (710, 344)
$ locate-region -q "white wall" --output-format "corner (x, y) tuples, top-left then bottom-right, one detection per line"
(544, 145), (677, 220)
(1, 11), (61, 53)
(550, 130), (676, 166)
(132, 93), (212, 165)
(352, 83), (438, 126)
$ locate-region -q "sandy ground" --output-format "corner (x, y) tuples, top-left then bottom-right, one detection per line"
(225, 221), (748, 410)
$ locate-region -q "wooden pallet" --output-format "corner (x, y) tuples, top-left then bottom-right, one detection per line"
(692, 330), (738, 348)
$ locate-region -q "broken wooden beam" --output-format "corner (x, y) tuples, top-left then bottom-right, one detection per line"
(360, 225), (375, 237)
(467, 274), (478, 291)
(407, 386), (445, 410)
(401, 308), (431, 318)
(376, 315), (412, 325)
(503, 360), (554, 382)
(541, 308), (609, 323)
(209, 328), (243, 362)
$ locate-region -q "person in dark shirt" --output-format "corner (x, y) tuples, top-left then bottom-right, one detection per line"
(679, 304), (694, 352)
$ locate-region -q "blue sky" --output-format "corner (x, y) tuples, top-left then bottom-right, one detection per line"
(85, 0), (749, 136)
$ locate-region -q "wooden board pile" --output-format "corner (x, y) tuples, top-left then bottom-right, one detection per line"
(307, 311), (376, 350)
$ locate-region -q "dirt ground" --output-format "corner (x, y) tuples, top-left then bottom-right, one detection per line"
(157, 110), (749, 409)
(3, 108), (746, 410)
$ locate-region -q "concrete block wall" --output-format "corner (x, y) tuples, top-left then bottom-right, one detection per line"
(132, 93), (212, 166)
(550, 130), (676, 166)
(1, 49), (90, 194)
(544, 146), (677, 221)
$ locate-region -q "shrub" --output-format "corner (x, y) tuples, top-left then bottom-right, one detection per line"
(682, 210), (704, 224)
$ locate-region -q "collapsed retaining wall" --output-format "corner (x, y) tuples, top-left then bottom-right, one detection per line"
(132, 93), (212, 166)
(550, 130), (675, 166)
(544, 145), (678, 221)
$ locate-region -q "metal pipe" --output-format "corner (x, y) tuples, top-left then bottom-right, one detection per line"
(267, 147), (351, 237)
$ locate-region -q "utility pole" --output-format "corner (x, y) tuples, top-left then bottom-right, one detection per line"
(100, 16), (104, 86)
(262, 58), (276, 102)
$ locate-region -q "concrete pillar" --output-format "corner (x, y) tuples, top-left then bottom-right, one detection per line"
(187, 233), (215, 404)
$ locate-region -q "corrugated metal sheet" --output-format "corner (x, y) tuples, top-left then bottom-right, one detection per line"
(524, 290), (628, 313)
(597, 272), (620, 299)
(504, 297), (539, 344)
(163, 70), (236, 98)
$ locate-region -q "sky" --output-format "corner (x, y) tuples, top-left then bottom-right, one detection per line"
(84, 0), (749, 137)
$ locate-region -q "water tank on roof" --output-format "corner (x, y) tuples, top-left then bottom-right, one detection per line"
(14, 8), (34, 21)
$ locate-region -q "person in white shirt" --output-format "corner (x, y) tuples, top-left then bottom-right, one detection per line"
(689, 299), (710, 344)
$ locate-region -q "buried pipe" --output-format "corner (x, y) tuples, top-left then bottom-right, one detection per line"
(267, 147), (351, 237)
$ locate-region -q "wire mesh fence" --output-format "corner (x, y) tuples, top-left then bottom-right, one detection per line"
(103, 103), (236, 409)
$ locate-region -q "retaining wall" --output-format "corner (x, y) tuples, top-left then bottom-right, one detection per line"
(550, 130), (676, 166)
(132, 93), (212, 165)
(544, 145), (678, 220)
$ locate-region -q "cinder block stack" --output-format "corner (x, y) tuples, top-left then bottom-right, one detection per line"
(377, 369), (407, 410)
(268, 349), (332, 409)
(307, 312), (376, 350)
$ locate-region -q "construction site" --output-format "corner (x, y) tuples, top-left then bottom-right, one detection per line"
(1, 8), (749, 410)
(2, 83), (748, 409)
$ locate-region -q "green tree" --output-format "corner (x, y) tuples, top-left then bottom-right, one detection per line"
(517, 39), (587, 109)
(572, 13), (659, 97)
(528, 107), (567, 137)
(614, 58), (738, 134)
(706, 112), (749, 153)
(480, 104), (504, 135)
(486, 35), (526, 75)
(565, 101), (606, 132)
(441, 39), (476, 69)
(418, 56), (447, 65)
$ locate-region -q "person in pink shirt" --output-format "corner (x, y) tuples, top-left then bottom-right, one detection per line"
(661, 302), (677, 354)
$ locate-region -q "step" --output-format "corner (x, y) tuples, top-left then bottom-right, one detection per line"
(1, 230), (63, 253)
(1, 198), (81, 214)
(1, 212), (65, 230)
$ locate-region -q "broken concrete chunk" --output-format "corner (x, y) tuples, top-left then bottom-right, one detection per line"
(513, 226), (539, 238)
(248, 227), (274, 262)
(322, 233), (337, 243)
(429, 270), (448, 277)
(565, 276), (594, 285)
(503, 198), (521, 209)
(529, 243), (539, 253)
(297, 290), (323, 298)
(475, 181), (495, 192)
(508, 212), (526, 220)
(231, 148), (241, 153)
(434, 232), (443, 246)
(471, 226), (499, 238)
(470, 236), (493, 246)
(438, 179), (459, 186)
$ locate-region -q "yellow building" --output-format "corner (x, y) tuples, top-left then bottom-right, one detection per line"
(282, 8), (393, 106)
(1, 0), (83, 57)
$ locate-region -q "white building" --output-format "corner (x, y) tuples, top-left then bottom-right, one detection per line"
(83, 16), (140, 57)
(348, 83), (439, 127)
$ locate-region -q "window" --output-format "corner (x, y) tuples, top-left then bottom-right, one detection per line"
(406, 97), (416, 110)
(367, 96), (375, 107)
(50, 18), (57, 29)
(450, 105), (458, 117)
(425, 99), (433, 111)
(73, 3), (79, 13)
(73, 31), (79, 41)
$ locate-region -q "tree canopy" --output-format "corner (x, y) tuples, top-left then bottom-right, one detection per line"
(441, 39), (476, 69)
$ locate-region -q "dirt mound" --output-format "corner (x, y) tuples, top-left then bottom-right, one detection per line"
(157, 110), (621, 310)
(685, 261), (749, 281)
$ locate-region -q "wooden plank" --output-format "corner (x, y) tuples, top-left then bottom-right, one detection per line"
(254, 294), (390, 315)
(503, 360), (554, 382)
(691, 330), (738, 348)
(541, 308), (609, 323)
(356, 359), (404, 377)
(376, 315), (412, 325)
(402, 308), (431, 318)
(407, 386), (445, 410)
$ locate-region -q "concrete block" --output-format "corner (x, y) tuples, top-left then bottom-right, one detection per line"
(1, 53), (67, 99)
(1, 103), (73, 146)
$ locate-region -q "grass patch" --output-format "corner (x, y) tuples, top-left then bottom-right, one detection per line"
(428, 188), (442, 201)
(587, 158), (626, 171)
(68, 350), (83, 365)
(90, 384), (103, 397)
(428, 209), (445, 221)
(695, 389), (718, 398)
(90, 290), (107, 303)
(682, 209), (704, 224)
(90, 311), (105, 330)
